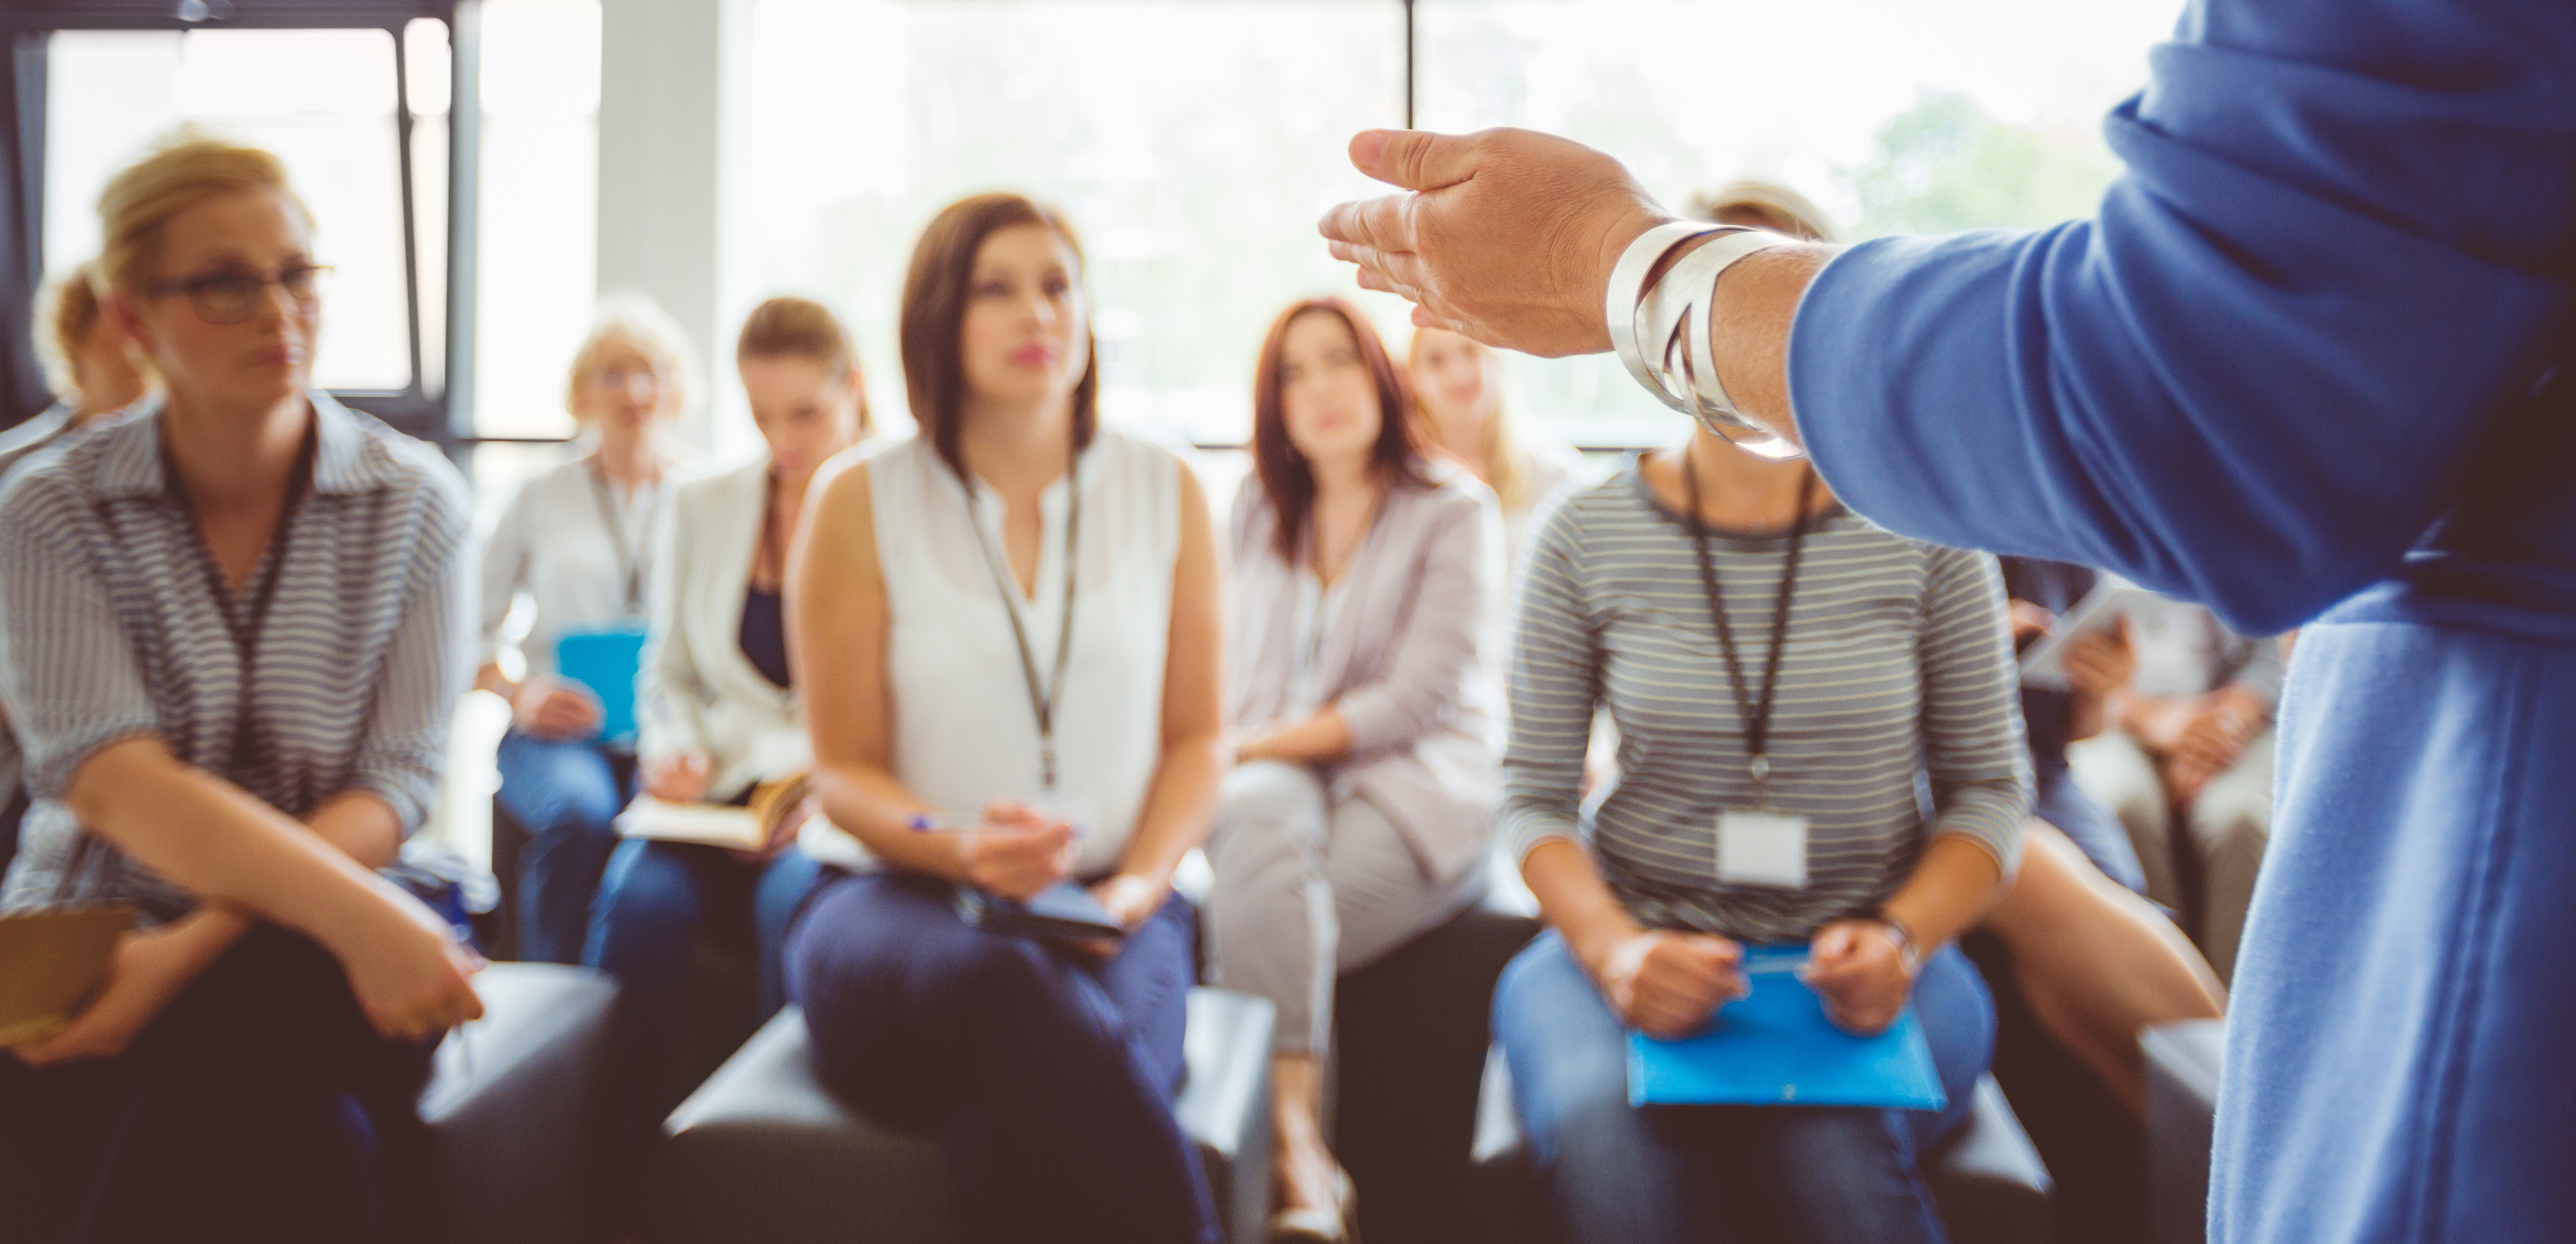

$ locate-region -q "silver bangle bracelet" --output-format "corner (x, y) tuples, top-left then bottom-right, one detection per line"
(1605, 223), (1801, 459)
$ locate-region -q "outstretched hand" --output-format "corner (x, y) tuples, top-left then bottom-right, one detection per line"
(1319, 128), (1673, 357)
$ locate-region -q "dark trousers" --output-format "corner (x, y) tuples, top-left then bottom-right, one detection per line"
(582, 838), (822, 1212)
(786, 869), (1219, 1244)
(495, 730), (635, 964)
(0, 925), (438, 1244)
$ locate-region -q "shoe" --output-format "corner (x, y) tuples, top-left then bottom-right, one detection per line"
(1267, 1168), (1359, 1243)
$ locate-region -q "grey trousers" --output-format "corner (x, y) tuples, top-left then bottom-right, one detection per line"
(1204, 761), (1486, 1056)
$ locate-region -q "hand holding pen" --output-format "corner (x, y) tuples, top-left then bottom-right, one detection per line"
(910, 801), (1079, 902)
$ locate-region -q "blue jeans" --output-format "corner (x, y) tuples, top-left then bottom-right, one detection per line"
(495, 731), (631, 964)
(1494, 931), (1994, 1244)
(582, 838), (820, 1210)
(787, 870), (1218, 1244)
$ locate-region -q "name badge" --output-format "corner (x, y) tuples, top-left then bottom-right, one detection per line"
(1717, 810), (1808, 889)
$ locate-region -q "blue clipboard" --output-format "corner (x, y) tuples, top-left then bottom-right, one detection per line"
(553, 623), (648, 746)
(1626, 945), (1946, 1111)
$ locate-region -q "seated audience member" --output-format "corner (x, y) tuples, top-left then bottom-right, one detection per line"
(2066, 596), (2283, 981)
(2000, 557), (2148, 892)
(1497, 414), (2029, 1244)
(1692, 179), (2222, 1149)
(1210, 298), (1503, 1241)
(480, 298), (689, 963)
(582, 297), (869, 1198)
(787, 193), (1227, 1244)
(0, 260), (152, 874)
(1406, 323), (1583, 574)
(0, 138), (482, 1244)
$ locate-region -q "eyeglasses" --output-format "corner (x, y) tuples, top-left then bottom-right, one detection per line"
(584, 364), (669, 395)
(147, 263), (333, 325)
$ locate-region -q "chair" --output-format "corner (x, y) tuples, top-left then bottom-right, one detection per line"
(1329, 898), (1544, 1243)
(1470, 1052), (2052, 1244)
(649, 989), (1277, 1244)
(2141, 1018), (2224, 1244)
(423, 962), (619, 1244)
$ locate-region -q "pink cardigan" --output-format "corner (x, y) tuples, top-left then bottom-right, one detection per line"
(1226, 464), (1506, 883)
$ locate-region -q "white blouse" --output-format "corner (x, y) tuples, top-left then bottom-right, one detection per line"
(799, 429), (1183, 878)
(479, 449), (670, 678)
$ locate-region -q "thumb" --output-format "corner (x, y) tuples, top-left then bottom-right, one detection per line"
(1351, 129), (1478, 191)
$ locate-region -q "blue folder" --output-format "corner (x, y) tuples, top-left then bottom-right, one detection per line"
(1626, 945), (1947, 1111)
(553, 623), (648, 746)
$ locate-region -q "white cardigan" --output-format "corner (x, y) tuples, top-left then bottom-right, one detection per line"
(636, 457), (807, 799)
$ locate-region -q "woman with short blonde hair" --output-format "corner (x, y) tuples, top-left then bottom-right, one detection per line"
(0, 134), (482, 1243)
(1405, 325), (1583, 574)
(480, 294), (692, 963)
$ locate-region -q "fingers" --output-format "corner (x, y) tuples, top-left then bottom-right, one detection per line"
(1318, 192), (1417, 258)
(1346, 128), (1479, 192)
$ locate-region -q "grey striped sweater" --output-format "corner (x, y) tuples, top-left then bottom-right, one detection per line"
(1501, 464), (2031, 942)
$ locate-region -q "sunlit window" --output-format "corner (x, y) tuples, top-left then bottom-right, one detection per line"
(1415, 0), (2180, 443)
(45, 28), (414, 392)
(736, 0), (1412, 448)
(474, 0), (604, 438)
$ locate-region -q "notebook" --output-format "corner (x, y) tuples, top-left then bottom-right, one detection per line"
(616, 772), (811, 851)
(0, 905), (136, 1047)
(554, 623), (649, 745)
(1626, 945), (1947, 1111)
(954, 881), (1126, 947)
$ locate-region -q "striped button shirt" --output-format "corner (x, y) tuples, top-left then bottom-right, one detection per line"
(1501, 464), (2030, 942)
(0, 394), (473, 921)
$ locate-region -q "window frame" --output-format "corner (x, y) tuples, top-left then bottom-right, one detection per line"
(0, 0), (484, 454)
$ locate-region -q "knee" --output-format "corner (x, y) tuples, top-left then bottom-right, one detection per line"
(591, 847), (703, 941)
(1213, 763), (1328, 844)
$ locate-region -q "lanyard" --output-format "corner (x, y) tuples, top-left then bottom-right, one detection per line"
(166, 433), (313, 776)
(1681, 454), (1817, 798)
(958, 452), (1084, 791)
(586, 458), (648, 615)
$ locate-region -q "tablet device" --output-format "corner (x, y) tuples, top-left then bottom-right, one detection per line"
(955, 881), (1126, 947)
(2019, 573), (2149, 691)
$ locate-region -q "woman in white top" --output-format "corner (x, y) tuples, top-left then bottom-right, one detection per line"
(478, 298), (688, 963)
(1407, 325), (1584, 573)
(787, 193), (1227, 1244)
(581, 297), (868, 1211)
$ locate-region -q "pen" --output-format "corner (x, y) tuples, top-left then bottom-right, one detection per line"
(906, 813), (976, 833)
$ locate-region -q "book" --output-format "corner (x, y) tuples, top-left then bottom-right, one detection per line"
(554, 624), (649, 745)
(1626, 945), (1947, 1111)
(616, 772), (812, 851)
(954, 881), (1126, 947)
(0, 905), (136, 1048)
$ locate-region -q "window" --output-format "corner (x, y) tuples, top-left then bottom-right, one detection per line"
(44, 28), (417, 392)
(473, 0), (604, 439)
(736, 0), (1411, 448)
(1410, 0), (2180, 443)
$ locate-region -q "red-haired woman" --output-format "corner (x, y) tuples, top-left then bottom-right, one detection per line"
(1208, 298), (1503, 1241)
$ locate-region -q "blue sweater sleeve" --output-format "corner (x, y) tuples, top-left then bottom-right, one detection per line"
(1789, 0), (2576, 636)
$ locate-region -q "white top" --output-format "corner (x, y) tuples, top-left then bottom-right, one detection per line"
(637, 455), (814, 801)
(480, 450), (669, 677)
(1284, 569), (1348, 719)
(799, 429), (1183, 878)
